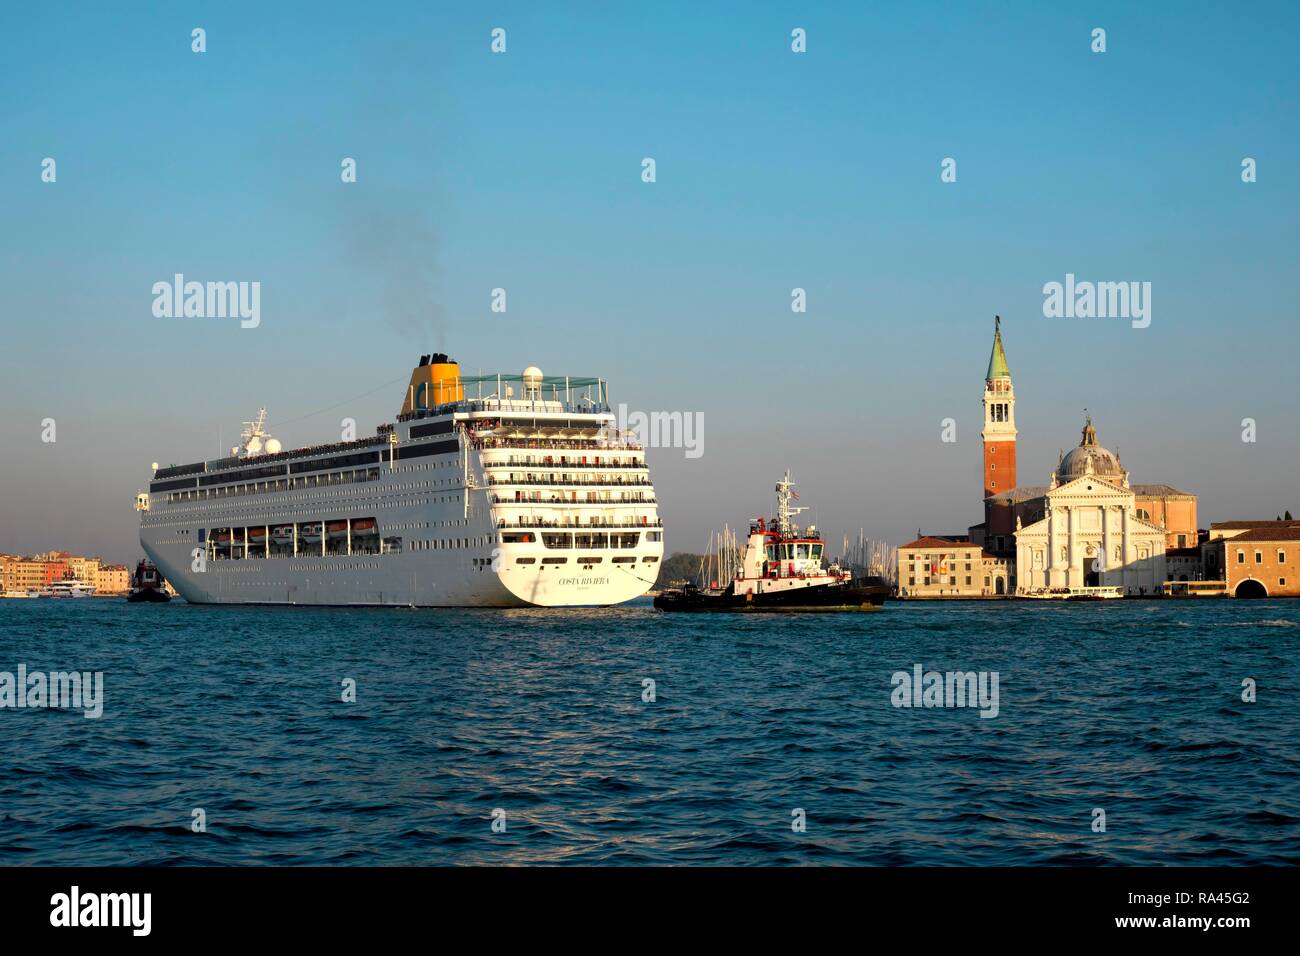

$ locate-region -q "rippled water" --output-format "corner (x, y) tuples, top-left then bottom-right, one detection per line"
(1, 598), (1297, 865)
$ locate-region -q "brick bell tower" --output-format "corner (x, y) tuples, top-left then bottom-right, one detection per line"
(981, 315), (1017, 500)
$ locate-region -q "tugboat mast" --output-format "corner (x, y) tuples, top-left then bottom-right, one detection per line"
(775, 469), (806, 539)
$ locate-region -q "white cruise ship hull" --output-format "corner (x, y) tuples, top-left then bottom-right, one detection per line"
(141, 547), (651, 607)
(138, 362), (664, 608)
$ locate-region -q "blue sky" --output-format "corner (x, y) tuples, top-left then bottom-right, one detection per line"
(2, 1), (1298, 562)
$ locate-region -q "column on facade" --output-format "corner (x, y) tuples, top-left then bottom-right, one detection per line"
(1121, 506), (1131, 593)
(1101, 505), (1111, 585)
(1066, 506), (1076, 589)
(1047, 511), (1056, 588)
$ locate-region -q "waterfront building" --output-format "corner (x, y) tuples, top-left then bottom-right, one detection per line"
(1, 556), (52, 594)
(1, 552), (129, 596)
(971, 320), (1197, 558)
(0, 555), (16, 594)
(1013, 417), (1172, 595)
(1165, 545), (1205, 582)
(948, 318), (1200, 596)
(897, 536), (1011, 598)
(1200, 521), (1300, 597)
(1207, 519), (1300, 541)
(95, 564), (131, 595)
(41, 560), (71, 585)
(68, 555), (102, 585)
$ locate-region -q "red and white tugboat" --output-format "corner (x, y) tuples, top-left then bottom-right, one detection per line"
(654, 471), (889, 612)
(126, 559), (172, 603)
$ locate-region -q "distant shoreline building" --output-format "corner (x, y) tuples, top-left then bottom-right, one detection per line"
(908, 316), (1205, 597)
(897, 536), (1010, 598)
(1, 551), (130, 596)
(1201, 521), (1300, 598)
(1011, 417), (1179, 595)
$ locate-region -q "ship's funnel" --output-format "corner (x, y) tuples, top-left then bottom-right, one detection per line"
(402, 353), (464, 414)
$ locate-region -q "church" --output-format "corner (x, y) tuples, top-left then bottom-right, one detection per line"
(968, 319), (1197, 595)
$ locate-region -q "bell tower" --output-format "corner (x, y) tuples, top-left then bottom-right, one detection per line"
(981, 316), (1017, 499)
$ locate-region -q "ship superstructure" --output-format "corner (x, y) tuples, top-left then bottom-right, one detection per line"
(136, 355), (664, 607)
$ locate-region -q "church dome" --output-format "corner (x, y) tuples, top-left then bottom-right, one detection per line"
(1059, 416), (1123, 478)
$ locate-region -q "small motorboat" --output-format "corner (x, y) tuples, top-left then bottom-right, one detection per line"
(35, 579), (97, 599)
(1018, 586), (1124, 601)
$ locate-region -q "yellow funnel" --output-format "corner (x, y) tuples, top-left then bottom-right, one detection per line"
(402, 353), (464, 414)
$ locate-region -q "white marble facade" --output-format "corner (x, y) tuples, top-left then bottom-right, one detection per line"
(1014, 468), (1167, 595)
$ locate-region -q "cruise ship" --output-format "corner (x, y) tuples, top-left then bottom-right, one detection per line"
(136, 355), (664, 607)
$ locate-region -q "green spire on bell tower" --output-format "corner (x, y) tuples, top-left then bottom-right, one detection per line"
(986, 315), (1011, 381)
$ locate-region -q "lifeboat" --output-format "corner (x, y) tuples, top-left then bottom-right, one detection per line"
(299, 522), (323, 543)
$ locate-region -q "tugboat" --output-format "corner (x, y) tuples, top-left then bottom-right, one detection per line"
(126, 559), (172, 603)
(654, 471), (890, 612)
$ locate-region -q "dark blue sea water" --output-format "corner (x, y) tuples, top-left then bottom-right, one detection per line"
(1, 598), (1297, 866)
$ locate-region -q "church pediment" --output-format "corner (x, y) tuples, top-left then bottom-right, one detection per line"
(1014, 516), (1050, 540)
(1127, 513), (1168, 534)
(1049, 475), (1131, 500)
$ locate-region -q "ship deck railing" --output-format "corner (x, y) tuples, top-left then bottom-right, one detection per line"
(154, 434), (391, 481)
(496, 518), (663, 529)
(490, 495), (656, 505)
(485, 477), (654, 488)
(399, 399), (613, 422)
(471, 437), (642, 451)
(482, 458), (647, 469)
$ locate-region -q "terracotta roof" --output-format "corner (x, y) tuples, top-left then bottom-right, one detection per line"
(988, 482), (1192, 501)
(1132, 484), (1194, 497)
(901, 536), (977, 550)
(988, 486), (1048, 502)
(1210, 520), (1300, 530)
(1222, 528), (1300, 542)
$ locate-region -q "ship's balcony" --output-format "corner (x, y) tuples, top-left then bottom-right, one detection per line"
(486, 477), (653, 488)
(495, 517), (663, 529)
(480, 457), (647, 470)
(489, 494), (656, 505)
(470, 437), (642, 452)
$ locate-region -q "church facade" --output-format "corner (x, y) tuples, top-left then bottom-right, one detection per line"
(966, 318), (1196, 596)
(1013, 419), (1170, 594)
